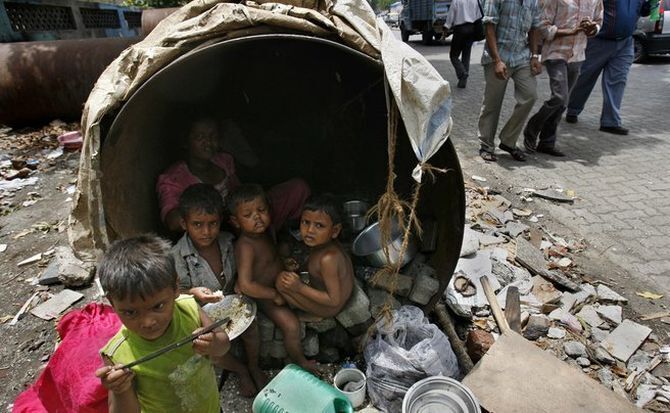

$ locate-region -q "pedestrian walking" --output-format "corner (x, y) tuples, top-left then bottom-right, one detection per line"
(445, 0), (484, 88)
(523, 0), (603, 156)
(565, 0), (652, 135)
(477, 0), (543, 162)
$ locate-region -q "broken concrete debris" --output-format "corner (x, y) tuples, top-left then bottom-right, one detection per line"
(600, 320), (652, 363)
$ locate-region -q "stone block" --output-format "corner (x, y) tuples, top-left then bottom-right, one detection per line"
(405, 262), (436, 278)
(259, 340), (272, 358)
(368, 287), (400, 318)
(531, 276), (562, 305)
(320, 324), (351, 351)
(600, 319), (652, 362)
(274, 327), (283, 340)
(524, 314), (551, 340)
(335, 283), (371, 328)
(258, 313), (275, 341)
(409, 273), (440, 305)
(367, 272), (413, 297)
(346, 319), (373, 337)
(564, 341), (587, 358)
(306, 317), (337, 333)
(466, 329), (495, 362)
(317, 347), (340, 363)
(302, 331), (319, 357)
(269, 339), (287, 359)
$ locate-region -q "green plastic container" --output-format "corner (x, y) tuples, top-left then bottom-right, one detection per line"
(252, 364), (354, 413)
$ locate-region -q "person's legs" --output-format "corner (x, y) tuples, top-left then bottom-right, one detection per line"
(478, 63), (509, 155)
(567, 37), (612, 118)
(600, 37), (634, 128)
(259, 300), (317, 373)
(460, 37), (473, 86)
(239, 321), (268, 390)
(213, 351), (257, 397)
(499, 64), (536, 150)
(450, 27), (467, 81)
(525, 60), (569, 150)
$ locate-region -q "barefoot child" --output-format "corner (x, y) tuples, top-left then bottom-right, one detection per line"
(276, 195), (354, 319)
(171, 183), (268, 397)
(95, 235), (229, 413)
(230, 184), (316, 373)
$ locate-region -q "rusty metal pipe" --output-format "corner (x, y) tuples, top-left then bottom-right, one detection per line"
(0, 37), (139, 127)
(141, 8), (179, 36)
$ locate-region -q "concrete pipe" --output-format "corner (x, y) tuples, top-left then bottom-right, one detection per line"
(141, 7), (179, 36)
(0, 37), (139, 127)
(99, 34), (465, 309)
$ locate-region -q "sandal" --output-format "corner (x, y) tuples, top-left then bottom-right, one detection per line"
(479, 149), (497, 162)
(498, 143), (527, 162)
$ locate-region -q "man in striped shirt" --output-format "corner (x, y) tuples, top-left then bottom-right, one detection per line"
(477, 0), (543, 162)
(523, 0), (603, 156)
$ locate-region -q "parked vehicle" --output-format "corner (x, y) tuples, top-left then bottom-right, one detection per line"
(399, 0), (450, 44)
(634, 0), (670, 62)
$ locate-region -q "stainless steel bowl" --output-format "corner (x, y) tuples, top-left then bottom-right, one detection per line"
(343, 200), (368, 216)
(352, 221), (418, 268)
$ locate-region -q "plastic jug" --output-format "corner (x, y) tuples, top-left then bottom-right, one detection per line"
(252, 364), (354, 413)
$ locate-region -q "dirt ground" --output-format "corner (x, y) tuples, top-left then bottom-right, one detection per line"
(1, 120), (669, 412)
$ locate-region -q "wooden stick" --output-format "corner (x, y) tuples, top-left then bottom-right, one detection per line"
(480, 276), (511, 335)
(434, 303), (474, 374)
(505, 287), (522, 334)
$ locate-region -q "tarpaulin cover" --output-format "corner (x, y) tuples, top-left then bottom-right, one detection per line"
(12, 303), (121, 413)
(70, 0), (452, 257)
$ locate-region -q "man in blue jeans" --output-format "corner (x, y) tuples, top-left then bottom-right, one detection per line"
(565, 0), (651, 135)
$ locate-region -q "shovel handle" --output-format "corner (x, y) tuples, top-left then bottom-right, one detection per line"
(480, 276), (511, 335)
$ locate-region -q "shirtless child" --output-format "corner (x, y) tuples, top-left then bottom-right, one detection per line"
(230, 184), (316, 373)
(276, 195), (353, 320)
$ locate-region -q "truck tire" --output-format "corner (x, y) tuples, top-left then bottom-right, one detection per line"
(633, 36), (647, 63)
(401, 25), (409, 42)
(434, 32), (443, 42)
(422, 29), (433, 45)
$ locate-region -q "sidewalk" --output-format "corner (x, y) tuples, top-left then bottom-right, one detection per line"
(410, 37), (670, 298)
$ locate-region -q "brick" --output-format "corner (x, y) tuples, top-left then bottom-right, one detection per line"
(258, 313), (275, 342)
(302, 331), (319, 357)
(408, 273), (440, 305)
(306, 318), (337, 333)
(366, 272), (413, 297)
(335, 283), (371, 328)
(269, 340), (287, 359)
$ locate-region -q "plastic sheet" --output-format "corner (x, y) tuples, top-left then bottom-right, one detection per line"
(364, 305), (460, 412)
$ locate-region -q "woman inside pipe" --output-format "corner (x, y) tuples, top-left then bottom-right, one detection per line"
(157, 116), (310, 233)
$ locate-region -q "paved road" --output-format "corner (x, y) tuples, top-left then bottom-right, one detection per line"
(400, 32), (670, 296)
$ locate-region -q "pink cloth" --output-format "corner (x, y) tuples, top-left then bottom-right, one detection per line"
(13, 303), (122, 413)
(157, 152), (240, 223)
(157, 153), (310, 230)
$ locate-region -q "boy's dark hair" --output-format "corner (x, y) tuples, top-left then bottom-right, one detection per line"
(228, 184), (269, 215)
(98, 234), (177, 302)
(303, 194), (342, 225)
(178, 183), (225, 219)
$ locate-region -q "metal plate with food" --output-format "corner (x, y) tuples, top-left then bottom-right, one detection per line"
(202, 294), (257, 340)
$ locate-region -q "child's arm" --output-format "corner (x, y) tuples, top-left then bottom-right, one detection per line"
(95, 359), (140, 413)
(235, 241), (283, 302)
(277, 252), (346, 310)
(193, 308), (230, 357)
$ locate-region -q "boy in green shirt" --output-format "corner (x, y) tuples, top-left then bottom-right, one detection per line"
(95, 235), (229, 413)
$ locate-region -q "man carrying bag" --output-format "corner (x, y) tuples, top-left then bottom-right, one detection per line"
(445, 0), (485, 88)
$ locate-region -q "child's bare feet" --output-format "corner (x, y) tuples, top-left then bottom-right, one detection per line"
(300, 359), (319, 375)
(249, 366), (269, 391)
(238, 370), (258, 398)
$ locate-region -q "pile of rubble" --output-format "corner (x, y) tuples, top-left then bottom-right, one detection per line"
(446, 183), (670, 411)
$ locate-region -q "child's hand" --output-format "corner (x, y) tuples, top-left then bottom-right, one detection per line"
(273, 293), (286, 306)
(192, 327), (230, 357)
(95, 364), (134, 395)
(190, 287), (223, 304)
(277, 271), (302, 292)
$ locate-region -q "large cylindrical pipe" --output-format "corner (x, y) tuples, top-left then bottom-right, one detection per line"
(141, 8), (179, 36)
(0, 37), (139, 127)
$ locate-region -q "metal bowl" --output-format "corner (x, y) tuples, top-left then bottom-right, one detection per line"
(343, 200), (368, 216)
(352, 221), (417, 268)
(402, 376), (481, 413)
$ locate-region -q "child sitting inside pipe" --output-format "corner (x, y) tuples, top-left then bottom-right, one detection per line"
(229, 184), (318, 374)
(156, 116), (309, 233)
(276, 195), (354, 321)
(171, 183), (268, 397)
